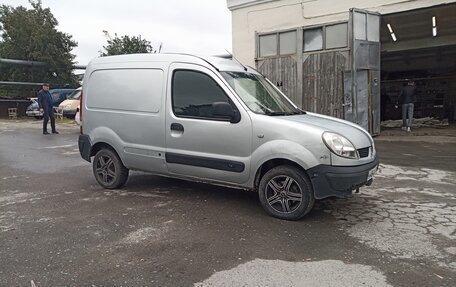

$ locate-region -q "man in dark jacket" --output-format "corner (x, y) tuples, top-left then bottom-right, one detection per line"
(37, 83), (59, 135)
(398, 80), (416, 132)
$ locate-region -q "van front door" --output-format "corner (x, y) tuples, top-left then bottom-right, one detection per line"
(165, 63), (252, 185)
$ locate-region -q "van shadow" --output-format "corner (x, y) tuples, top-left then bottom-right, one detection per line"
(115, 171), (262, 212)
(112, 171), (327, 221)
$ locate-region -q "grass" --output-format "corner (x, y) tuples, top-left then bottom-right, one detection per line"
(56, 117), (77, 124)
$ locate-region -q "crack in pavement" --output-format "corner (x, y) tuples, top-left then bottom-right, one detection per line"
(318, 164), (456, 269)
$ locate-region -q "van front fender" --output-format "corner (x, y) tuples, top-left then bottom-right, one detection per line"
(248, 140), (329, 188)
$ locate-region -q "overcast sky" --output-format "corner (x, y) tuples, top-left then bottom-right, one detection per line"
(2, 0), (232, 66)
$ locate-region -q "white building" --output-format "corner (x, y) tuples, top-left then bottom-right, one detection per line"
(227, 0), (456, 134)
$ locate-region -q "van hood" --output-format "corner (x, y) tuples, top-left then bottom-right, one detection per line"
(281, 112), (372, 149)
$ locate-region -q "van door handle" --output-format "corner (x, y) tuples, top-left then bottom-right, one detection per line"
(170, 123), (184, 132)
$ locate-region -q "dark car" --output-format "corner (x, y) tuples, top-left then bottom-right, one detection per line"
(26, 88), (75, 119)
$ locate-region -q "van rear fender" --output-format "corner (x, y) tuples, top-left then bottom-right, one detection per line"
(89, 126), (127, 166)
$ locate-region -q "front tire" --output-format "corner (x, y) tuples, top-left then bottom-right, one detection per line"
(258, 165), (315, 220)
(93, 148), (129, 189)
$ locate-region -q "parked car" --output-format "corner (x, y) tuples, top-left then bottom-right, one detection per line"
(78, 54), (378, 220)
(58, 87), (82, 118)
(26, 88), (75, 118)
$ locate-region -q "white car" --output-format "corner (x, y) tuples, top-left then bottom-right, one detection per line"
(58, 87), (82, 118)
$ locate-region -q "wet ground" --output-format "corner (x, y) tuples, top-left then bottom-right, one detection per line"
(1, 120), (455, 286)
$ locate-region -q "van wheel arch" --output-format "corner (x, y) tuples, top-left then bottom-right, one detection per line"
(254, 159), (311, 191)
(90, 142), (119, 159)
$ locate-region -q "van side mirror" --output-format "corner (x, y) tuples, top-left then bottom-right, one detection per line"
(212, 102), (240, 123)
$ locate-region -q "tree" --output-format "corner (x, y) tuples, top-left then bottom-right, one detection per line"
(0, 0), (78, 97)
(100, 34), (156, 56)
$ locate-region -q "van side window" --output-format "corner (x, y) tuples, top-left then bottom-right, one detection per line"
(172, 70), (231, 120)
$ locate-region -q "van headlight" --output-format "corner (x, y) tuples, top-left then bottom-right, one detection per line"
(322, 132), (358, 159)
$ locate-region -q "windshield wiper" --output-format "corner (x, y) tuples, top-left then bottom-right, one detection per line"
(267, 110), (305, 116)
(267, 111), (294, 116)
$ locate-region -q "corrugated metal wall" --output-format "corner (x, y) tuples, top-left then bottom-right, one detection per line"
(257, 52), (347, 120)
(302, 51), (348, 119)
(257, 56), (299, 105)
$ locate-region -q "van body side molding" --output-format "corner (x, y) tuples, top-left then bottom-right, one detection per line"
(165, 152), (245, 173)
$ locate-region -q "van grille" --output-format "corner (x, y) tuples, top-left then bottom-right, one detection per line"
(357, 147), (370, 158)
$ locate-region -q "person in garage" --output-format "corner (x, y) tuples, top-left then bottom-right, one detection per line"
(397, 79), (416, 132)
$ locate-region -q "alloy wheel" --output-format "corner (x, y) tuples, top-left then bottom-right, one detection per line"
(95, 155), (116, 184)
(265, 175), (303, 213)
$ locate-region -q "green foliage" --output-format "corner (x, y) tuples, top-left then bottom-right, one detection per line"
(0, 0), (78, 98)
(100, 34), (156, 56)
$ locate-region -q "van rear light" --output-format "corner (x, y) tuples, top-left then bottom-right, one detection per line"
(79, 90), (83, 134)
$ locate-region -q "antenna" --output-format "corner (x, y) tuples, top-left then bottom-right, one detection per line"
(102, 30), (113, 41)
(225, 49), (248, 72)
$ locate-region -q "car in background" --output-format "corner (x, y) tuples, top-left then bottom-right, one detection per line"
(58, 87), (81, 118)
(26, 88), (75, 119)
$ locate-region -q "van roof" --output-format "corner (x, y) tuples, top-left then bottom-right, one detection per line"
(88, 53), (258, 74)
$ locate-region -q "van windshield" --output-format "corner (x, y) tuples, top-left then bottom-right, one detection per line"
(68, 90), (81, 100)
(221, 71), (303, 116)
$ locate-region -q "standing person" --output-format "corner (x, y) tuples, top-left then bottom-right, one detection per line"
(37, 83), (59, 135)
(397, 80), (416, 132)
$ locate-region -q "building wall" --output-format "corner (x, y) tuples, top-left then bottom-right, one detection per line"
(228, 0), (456, 66)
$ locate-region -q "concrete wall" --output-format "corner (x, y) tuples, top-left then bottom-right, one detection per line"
(228, 0), (456, 66)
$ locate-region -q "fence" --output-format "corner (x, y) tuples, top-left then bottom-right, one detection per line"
(0, 99), (32, 118)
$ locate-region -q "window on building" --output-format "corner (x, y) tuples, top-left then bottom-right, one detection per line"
(326, 23), (348, 49)
(259, 34), (277, 57)
(172, 70), (231, 120)
(367, 14), (380, 42)
(279, 31), (297, 55)
(303, 28), (323, 51)
(354, 12), (367, 40)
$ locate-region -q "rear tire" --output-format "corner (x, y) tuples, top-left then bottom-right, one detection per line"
(258, 165), (315, 220)
(93, 148), (129, 189)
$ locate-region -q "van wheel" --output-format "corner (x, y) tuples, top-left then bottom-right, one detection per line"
(93, 148), (129, 189)
(258, 165), (315, 220)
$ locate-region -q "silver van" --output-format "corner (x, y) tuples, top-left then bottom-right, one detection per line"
(78, 54), (378, 220)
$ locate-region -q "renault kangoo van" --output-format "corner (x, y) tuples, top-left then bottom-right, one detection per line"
(79, 54), (378, 220)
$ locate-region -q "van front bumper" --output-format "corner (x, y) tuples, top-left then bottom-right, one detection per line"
(308, 157), (379, 199)
(26, 110), (43, 117)
(62, 109), (77, 118)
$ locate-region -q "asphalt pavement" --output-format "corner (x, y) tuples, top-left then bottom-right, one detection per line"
(0, 120), (455, 286)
